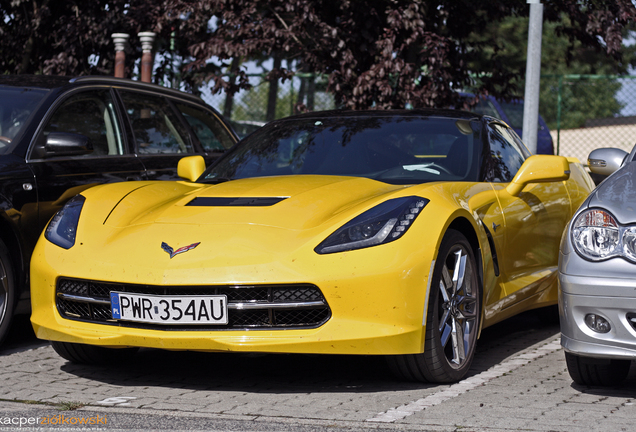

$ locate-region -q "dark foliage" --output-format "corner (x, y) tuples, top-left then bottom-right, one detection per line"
(1, 0), (634, 110)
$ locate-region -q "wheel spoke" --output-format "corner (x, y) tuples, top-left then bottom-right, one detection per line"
(452, 250), (466, 296)
(439, 306), (451, 333)
(440, 321), (452, 347)
(440, 268), (452, 301)
(451, 316), (466, 364)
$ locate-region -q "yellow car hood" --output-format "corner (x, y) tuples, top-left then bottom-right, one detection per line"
(74, 175), (421, 283)
(103, 175), (405, 230)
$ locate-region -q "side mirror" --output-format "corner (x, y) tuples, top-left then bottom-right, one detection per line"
(506, 155), (570, 197)
(588, 147), (628, 176)
(32, 132), (93, 158)
(178, 155), (206, 182)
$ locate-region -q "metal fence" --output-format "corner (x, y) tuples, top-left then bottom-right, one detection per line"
(540, 74), (636, 163)
(203, 73), (335, 136)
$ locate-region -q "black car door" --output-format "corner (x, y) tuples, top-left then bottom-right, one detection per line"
(27, 87), (147, 232)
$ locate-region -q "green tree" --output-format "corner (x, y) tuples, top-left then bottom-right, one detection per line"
(466, 14), (635, 128)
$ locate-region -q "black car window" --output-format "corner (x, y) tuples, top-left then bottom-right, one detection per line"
(119, 91), (194, 155)
(0, 87), (47, 154)
(38, 89), (123, 156)
(175, 103), (235, 151)
(484, 123), (527, 182)
(203, 116), (483, 185)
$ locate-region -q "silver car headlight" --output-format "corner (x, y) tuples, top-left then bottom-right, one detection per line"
(571, 208), (636, 262)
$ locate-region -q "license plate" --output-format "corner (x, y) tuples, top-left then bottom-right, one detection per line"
(110, 292), (228, 325)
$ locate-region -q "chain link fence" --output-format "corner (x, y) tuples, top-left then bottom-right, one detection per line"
(202, 73), (335, 137)
(540, 74), (636, 163)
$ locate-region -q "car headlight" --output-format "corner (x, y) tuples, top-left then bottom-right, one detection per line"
(315, 196), (429, 254)
(571, 208), (636, 262)
(45, 194), (86, 249)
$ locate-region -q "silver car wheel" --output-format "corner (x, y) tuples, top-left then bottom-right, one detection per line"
(386, 229), (481, 383)
(438, 247), (479, 369)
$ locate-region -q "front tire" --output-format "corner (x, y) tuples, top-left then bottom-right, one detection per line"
(0, 238), (16, 346)
(388, 229), (481, 383)
(51, 341), (138, 365)
(565, 352), (630, 386)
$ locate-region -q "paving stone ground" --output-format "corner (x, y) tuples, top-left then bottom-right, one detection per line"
(1, 312), (635, 431)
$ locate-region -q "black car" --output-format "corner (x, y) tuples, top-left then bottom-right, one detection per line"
(0, 75), (238, 344)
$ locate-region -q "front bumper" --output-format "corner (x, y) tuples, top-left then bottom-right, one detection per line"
(559, 272), (636, 359)
(30, 232), (437, 356)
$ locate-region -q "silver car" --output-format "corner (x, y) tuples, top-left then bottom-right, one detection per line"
(559, 145), (636, 385)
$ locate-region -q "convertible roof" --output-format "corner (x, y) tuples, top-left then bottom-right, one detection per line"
(275, 108), (482, 122)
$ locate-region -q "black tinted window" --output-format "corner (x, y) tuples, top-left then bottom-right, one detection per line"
(120, 91), (194, 155)
(176, 103), (235, 151)
(38, 89), (123, 157)
(204, 116), (483, 185)
(0, 87), (47, 153)
(484, 124), (527, 182)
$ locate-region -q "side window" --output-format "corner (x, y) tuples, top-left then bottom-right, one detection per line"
(484, 124), (527, 182)
(38, 89), (123, 157)
(119, 91), (193, 155)
(175, 103), (235, 151)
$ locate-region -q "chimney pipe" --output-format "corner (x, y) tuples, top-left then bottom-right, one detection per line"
(111, 33), (129, 78)
(138, 31), (156, 83)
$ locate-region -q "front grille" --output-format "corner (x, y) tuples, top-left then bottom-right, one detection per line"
(56, 278), (331, 330)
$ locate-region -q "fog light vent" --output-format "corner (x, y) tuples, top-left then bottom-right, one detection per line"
(585, 314), (611, 333)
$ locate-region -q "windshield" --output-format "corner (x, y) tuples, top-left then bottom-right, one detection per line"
(0, 87), (47, 154)
(203, 116), (483, 185)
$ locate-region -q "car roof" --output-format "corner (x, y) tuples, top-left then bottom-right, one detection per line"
(272, 108), (483, 122)
(0, 75), (205, 105)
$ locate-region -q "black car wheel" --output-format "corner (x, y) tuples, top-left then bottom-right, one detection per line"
(565, 352), (630, 386)
(388, 229), (480, 383)
(0, 238), (16, 346)
(51, 341), (138, 365)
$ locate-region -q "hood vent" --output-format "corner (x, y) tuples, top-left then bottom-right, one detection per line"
(186, 197), (287, 207)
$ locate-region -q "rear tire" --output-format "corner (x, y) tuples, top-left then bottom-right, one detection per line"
(0, 238), (16, 347)
(51, 341), (138, 365)
(387, 230), (481, 383)
(565, 352), (630, 386)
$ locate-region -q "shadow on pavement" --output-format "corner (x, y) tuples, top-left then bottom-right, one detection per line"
(51, 307), (562, 393)
(0, 315), (48, 355)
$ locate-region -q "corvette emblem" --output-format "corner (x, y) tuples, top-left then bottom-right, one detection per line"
(161, 241), (201, 259)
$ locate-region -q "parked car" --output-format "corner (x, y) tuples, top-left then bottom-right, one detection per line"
(0, 75), (238, 345)
(30, 109), (594, 383)
(559, 145), (636, 386)
(464, 94), (554, 155)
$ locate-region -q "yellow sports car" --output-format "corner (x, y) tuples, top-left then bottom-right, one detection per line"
(30, 110), (594, 383)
